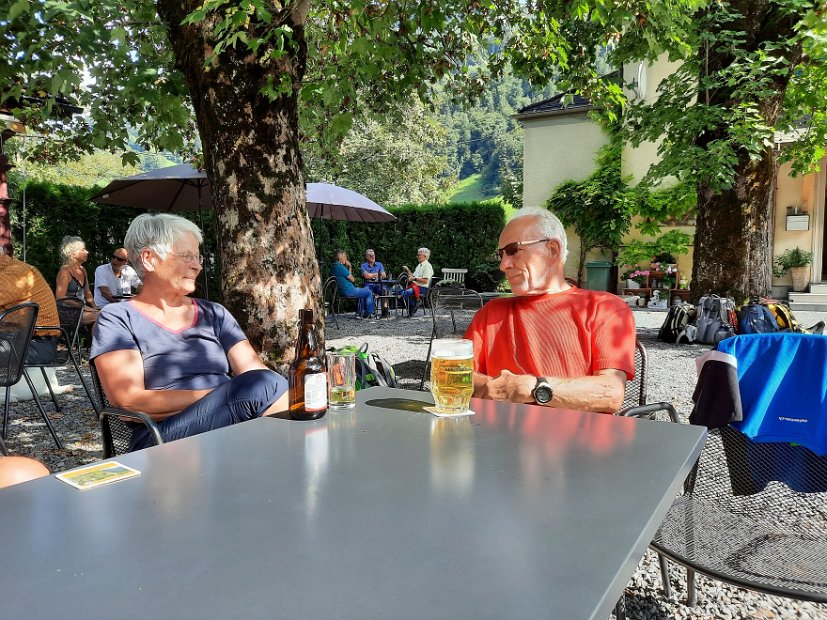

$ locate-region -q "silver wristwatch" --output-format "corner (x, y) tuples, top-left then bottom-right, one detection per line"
(532, 377), (553, 405)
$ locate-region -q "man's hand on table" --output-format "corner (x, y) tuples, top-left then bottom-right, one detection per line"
(479, 370), (535, 403)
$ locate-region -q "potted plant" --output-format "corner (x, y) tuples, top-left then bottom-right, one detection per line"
(773, 247), (813, 292)
(623, 268), (649, 289)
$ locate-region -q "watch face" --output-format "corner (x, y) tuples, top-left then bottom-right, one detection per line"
(534, 383), (553, 404)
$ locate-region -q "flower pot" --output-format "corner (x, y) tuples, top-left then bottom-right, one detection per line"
(626, 279), (641, 289)
(790, 266), (809, 292)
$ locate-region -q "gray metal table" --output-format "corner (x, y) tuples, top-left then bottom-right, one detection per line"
(0, 387), (705, 619)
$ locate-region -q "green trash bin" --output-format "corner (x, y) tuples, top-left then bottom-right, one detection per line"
(584, 260), (612, 292)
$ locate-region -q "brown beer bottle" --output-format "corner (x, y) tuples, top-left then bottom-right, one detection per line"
(289, 308), (328, 420)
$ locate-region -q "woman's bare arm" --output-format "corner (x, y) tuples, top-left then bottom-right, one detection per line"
(95, 349), (212, 420)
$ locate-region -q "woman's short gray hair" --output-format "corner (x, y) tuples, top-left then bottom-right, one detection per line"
(508, 207), (569, 264)
(60, 236), (86, 265)
(417, 247), (431, 259)
(124, 213), (203, 277)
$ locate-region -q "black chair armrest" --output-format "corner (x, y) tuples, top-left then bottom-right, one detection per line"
(619, 401), (679, 423)
(100, 407), (164, 446)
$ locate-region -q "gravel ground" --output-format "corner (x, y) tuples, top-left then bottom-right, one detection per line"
(3, 305), (827, 619)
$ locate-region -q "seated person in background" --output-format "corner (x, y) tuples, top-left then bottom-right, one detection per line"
(91, 213), (288, 452)
(465, 207), (635, 413)
(361, 249), (389, 318)
(400, 247), (433, 316)
(55, 235), (99, 326)
(0, 456), (49, 489)
(94, 247), (143, 308)
(331, 249), (375, 318)
(0, 245), (60, 364)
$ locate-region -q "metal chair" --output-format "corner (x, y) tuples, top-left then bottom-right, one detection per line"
(323, 276), (339, 329)
(26, 297), (100, 418)
(618, 339), (648, 413)
(89, 359), (163, 457)
(634, 334), (827, 606)
(440, 268), (467, 286)
(419, 287), (483, 389)
(0, 302), (62, 449)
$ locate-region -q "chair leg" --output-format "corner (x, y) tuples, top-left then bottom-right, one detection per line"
(40, 367), (61, 412)
(658, 552), (671, 599)
(3, 386), (10, 439)
(22, 369), (63, 449)
(686, 567), (696, 606)
(69, 350), (101, 418)
(0, 432), (7, 456)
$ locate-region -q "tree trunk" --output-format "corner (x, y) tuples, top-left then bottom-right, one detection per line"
(692, 154), (776, 301)
(157, 0), (318, 371)
(690, 1), (802, 302)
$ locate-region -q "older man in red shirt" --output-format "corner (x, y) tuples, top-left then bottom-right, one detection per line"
(465, 207), (635, 413)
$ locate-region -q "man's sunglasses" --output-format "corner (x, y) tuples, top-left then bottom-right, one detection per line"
(112, 255), (128, 263)
(495, 238), (550, 262)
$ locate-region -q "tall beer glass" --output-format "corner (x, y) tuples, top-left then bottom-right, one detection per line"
(430, 339), (474, 414)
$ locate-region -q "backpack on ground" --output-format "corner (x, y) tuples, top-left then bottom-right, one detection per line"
(695, 294), (737, 344)
(764, 302), (826, 335)
(658, 303), (694, 343)
(355, 343), (399, 390)
(738, 300), (779, 334)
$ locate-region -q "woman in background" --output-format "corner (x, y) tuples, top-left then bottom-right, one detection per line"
(55, 235), (99, 325)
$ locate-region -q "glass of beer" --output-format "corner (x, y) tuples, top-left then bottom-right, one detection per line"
(430, 339), (474, 414)
(326, 349), (356, 409)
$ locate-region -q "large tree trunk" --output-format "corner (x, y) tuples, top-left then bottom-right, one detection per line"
(690, 1), (803, 302)
(692, 153), (776, 301)
(157, 0), (317, 370)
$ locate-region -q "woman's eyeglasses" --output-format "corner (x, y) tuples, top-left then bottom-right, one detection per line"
(112, 255), (128, 263)
(495, 238), (550, 262)
(173, 252), (204, 266)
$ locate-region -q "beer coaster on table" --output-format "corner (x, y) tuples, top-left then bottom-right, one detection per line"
(424, 406), (475, 418)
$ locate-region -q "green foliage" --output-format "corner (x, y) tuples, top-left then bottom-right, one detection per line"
(7, 179), (220, 298)
(312, 202), (506, 292)
(545, 138), (635, 279)
(303, 99), (455, 205)
(773, 247), (813, 277)
(617, 230), (693, 270)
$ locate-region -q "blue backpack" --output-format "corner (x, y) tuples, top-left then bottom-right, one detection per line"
(738, 302), (779, 334)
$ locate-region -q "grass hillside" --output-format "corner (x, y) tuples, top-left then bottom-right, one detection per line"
(447, 173), (498, 203)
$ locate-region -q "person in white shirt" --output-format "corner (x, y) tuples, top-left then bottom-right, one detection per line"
(400, 247), (434, 316)
(94, 248), (142, 307)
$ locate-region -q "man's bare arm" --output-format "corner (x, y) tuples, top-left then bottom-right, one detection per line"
(481, 369), (627, 413)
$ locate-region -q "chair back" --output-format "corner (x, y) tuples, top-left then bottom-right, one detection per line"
(0, 302), (39, 388)
(420, 288), (483, 389)
(441, 268), (467, 286)
(620, 340), (647, 412)
(56, 297), (84, 359)
(430, 287), (483, 335)
(89, 359), (131, 457)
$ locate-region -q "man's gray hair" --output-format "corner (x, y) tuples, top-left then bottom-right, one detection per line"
(508, 207), (569, 265)
(60, 236), (86, 265)
(418, 247), (431, 259)
(124, 213), (203, 277)
(365, 249), (375, 256)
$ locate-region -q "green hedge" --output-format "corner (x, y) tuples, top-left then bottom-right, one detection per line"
(9, 180), (221, 296)
(312, 201), (506, 292)
(8, 182), (506, 296)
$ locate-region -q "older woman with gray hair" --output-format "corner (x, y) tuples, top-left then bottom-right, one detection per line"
(90, 213), (288, 452)
(400, 247), (434, 316)
(55, 235), (99, 325)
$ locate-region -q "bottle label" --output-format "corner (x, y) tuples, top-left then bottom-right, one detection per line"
(304, 372), (327, 412)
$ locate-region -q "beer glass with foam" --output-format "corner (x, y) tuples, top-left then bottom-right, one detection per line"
(430, 339), (474, 414)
